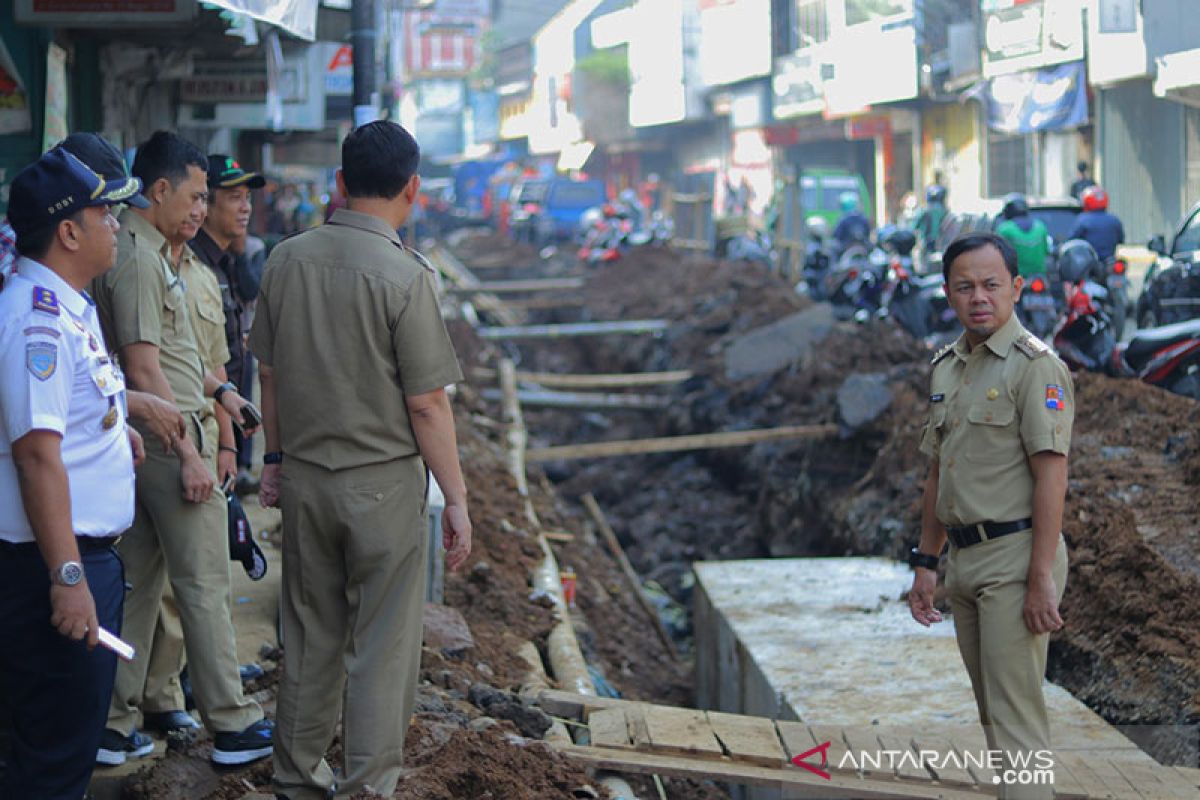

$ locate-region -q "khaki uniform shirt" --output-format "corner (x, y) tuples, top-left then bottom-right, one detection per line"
(919, 313), (1073, 527)
(92, 210), (209, 415)
(248, 208), (463, 470)
(178, 246), (231, 374)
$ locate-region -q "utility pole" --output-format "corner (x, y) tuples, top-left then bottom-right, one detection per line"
(351, 0), (377, 127)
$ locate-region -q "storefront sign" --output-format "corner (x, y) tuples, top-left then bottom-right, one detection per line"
(822, 3), (917, 115)
(981, 0), (1084, 78)
(182, 63), (269, 103)
(985, 60), (1087, 134)
(773, 50), (826, 120)
(697, 0), (771, 87)
(16, 0), (194, 25)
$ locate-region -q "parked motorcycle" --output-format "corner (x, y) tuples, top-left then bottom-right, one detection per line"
(1016, 272), (1058, 340)
(876, 228), (959, 340)
(576, 203), (632, 267)
(1110, 318), (1200, 400)
(1052, 241), (1115, 372)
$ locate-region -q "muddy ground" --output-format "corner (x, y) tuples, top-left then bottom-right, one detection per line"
(121, 229), (1198, 798)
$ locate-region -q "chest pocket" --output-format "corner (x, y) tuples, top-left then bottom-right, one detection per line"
(964, 401), (1020, 464)
(162, 277), (187, 336)
(194, 296), (225, 328)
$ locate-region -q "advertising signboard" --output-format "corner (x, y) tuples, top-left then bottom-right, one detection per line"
(981, 0), (1084, 78)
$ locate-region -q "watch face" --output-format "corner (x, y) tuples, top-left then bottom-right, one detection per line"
(58, 561), (84, 586)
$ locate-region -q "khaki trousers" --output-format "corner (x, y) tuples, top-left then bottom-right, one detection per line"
(109, 414), (261, 735)
(142, 587), (187, 713)
(946, 530), (1068, 800)
(272, 456), (427, 800)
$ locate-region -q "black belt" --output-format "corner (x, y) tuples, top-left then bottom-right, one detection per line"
(945, 518), (1033, 549)
(0, 536), (121, 554)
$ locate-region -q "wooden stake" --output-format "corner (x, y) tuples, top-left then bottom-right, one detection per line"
(425, 245), (525, 326)
(528, 424), (839, 462)
(582, 493), (678, 661)
(479, 320), (670, 340)
(472, 368), (693, 389)
(481, 388), (670, 410)
(445, 278), (585, 294)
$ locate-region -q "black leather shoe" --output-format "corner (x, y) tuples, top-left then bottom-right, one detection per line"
(143, 710), (200, 735)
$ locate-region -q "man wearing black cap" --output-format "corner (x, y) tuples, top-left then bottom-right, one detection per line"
(0, 147), (144, 799)
(189, 156), (266, 491)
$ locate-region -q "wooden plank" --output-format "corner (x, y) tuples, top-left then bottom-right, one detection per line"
(908, 737), (977, 788)
(445, 277), (585, 293)
(1047, 758), (1096, 800)
(472, 367), (693, 389)
(776, 721), (820, 771)
(527, 424), (839, 462)
(706, 710), (789, 768)
(478, 319), (671, 340)
(1171, 767), (1200, 793)
(587, 708), (633, 750)
(1086, 756), (1145, 798)
(581, 493), (678, 660)
(556, 744), (996, 799)
(426, 246), (525, 326)
(502, 296), (586, 310)
(627, 703), (651, 750)
(640, 705), (725, 759)
(842, 727), (892, 780)
(807, 725), (858, 778)
(1110, 761), (1193, 800)
(950, 741), (998, 789)
(1058, 754), (1124, 799)
(875, 731), (931, 782)
(542, 530), (575, 543)
(1150, 765), (1200, 799)
(480, 387), (671, 410)
(536, 689), (628, 721)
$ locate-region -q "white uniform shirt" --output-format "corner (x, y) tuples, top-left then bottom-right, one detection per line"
(0, 258), (135, 543)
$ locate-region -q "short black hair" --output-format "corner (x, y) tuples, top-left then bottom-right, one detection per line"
(131, 130), (207, 189)
(942, 231), (1018, 283)
(341, 120), (420, 199)
(1077, 160), (1089, 173)
(15, 210), (86, 260)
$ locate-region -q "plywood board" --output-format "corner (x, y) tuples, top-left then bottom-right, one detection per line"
(876, 732), (932, 781)
(640, 705), (725, 759)
(909, 737), (977, 788)
(807, 725), (857, 777)
(842, 727), (891, 780)
(587, 708), (632, 750)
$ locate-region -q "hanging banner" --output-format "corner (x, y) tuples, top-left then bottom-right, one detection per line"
(0, 36), (31, 135)
(43, 44), (69, 152)
(200, 0), (319, 41)
(985, 60), (1087, 135)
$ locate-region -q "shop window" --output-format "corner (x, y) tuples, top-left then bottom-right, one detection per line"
(987, 132), (1030, 198)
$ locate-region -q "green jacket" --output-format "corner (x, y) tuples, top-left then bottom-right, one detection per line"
(996, 218), (1050, 276)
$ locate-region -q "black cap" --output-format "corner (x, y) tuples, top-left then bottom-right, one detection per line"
(8, 148), (144, 242)
(207, 154), (266, 190)
(60, 133), (150, 210)
(226, 492), (267, 581)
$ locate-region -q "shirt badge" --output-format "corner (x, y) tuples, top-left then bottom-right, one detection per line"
(930, 393), (945, 403)
(986, 388), (999, 400)
(32, 286), (60, 316)
(1045, 384), (1065, 411)
(26, 341), (58, 381)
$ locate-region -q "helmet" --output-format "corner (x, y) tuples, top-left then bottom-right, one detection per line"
(839, 191), (859, 213)
(881, 227), (917, 257)
(1057, 238), (1101, 284)
(1081, 185), (1109, 212)
(1001, 193), (1029, 220)
(805, 215), (828, 239)
(925, 184), (947, 204)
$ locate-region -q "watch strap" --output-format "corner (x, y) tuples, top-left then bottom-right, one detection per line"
(908, 548), (940, 571)
(263, 451), (284, 465)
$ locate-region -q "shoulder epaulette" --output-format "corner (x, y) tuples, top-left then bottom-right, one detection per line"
(931, 341), (955, 365)
(1014, 333), (1050, 359)
(32, 286), (60, 316)
(405, 246), (436, 274)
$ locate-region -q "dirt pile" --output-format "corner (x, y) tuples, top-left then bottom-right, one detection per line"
(449, 234), (1200, 766)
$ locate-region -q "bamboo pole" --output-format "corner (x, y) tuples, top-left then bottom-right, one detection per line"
(527, 424), (840, 462)
(581, 493), (677, 661)
(478, 320), (670, 340)
(445, 278), (585, 294)
(426, 245), (525, 326)
(481, 388), (670, 410)
(498, 360), (538, 529)
(472, 368), (693, 389)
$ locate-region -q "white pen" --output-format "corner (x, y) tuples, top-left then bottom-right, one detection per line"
(97, 626), (136, 661)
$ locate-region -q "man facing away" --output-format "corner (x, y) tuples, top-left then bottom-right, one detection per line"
(250, 120), (472, 800)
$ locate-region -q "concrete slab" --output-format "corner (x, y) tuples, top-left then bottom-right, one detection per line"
(694, 557), (1152, 764)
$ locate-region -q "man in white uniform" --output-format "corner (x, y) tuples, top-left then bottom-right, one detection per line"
(0, 147), (145, 798)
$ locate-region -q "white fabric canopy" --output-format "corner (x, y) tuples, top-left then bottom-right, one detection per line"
(203, 0), (318, 41)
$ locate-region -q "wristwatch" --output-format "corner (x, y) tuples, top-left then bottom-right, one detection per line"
(263, 451), (284, 465)
(51, 560), (84, 586)
(213, 381), (236, 404)
(908, 548), (940, 571)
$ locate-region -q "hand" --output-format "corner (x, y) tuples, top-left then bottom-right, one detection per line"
(128, 427), (145, 468)
(442, 503), (472, 571)
(180, 451), (215, 504)
(134, 393), (187, 451)
(259, 463), (282, 508)
(1023, 572), (1063, 634)
(217, 448), (237, 488)
(219, 392), (261, 436)
(50, 582), (99, 649)
(908, 568), (943, 626)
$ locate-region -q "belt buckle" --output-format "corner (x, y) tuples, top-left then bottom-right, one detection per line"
(975, 522), (988, 543)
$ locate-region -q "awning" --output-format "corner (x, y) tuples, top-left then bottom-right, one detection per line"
(202, 0), (318, 41)
(1155, 48), (1200, 109)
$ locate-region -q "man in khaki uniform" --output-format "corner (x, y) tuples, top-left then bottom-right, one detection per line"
(138, 199), (239, 736)
(908, 231), (1071, 800)
(251, 121), (472, 800)
(90, 131), (272, 767)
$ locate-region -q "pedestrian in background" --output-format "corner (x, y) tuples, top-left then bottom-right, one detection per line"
(251, 120), (472, 800)
(0, 147), (143, 799)
(908, 232), (1072, 800)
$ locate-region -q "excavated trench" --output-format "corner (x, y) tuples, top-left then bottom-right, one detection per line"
(448, 231), (1200, 769)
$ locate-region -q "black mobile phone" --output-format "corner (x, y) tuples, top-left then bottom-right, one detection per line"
(239, 403), (262, 431)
